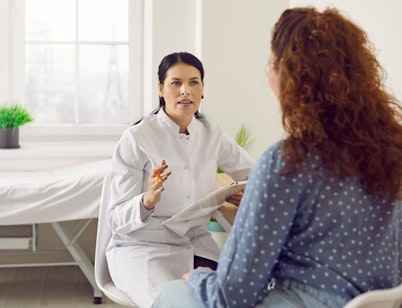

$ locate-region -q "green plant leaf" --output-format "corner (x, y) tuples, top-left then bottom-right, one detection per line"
(217, 124), (253, 173)
(0, 104), (33, 128)
(235, 124), (253, 151)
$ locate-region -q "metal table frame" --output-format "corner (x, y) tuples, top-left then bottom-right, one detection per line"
(0, 220), (102, 303)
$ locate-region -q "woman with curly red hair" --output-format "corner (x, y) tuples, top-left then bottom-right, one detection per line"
(152, 7), (402, 308)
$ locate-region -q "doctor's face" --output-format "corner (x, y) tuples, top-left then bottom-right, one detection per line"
(158, 63), (204, 123)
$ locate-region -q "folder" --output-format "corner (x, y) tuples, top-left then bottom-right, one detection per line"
(162, 181), (247, 236)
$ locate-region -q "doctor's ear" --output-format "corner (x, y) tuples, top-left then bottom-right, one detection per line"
(158, 83), (164, 96)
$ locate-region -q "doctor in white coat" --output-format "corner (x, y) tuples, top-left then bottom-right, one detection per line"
(101, 52), (256, 308)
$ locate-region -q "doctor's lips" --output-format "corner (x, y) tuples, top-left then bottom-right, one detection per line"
(178, 99), (192, 105)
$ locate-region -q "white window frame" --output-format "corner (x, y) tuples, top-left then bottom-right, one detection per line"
(4, 0), (144, 140)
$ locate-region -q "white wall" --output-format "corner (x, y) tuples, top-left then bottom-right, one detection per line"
(144, 0), (200, 115)
(148, 0), (402, 159)
(0, 0), (10, 100)
(200, 1), (287, 158)
(0, 0), (24, 104)
(148, 0), (288, 158)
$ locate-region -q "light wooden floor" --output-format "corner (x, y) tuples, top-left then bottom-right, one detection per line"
(0, 266), (124, 308)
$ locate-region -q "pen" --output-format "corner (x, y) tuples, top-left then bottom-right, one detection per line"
(155, 172), (162, 185)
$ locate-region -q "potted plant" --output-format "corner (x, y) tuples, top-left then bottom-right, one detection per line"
(0, 104), (33, 149)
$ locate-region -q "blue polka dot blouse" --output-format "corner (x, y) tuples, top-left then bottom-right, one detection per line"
(187, 141), (402, 307)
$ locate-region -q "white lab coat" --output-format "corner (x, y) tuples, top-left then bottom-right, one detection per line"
(102, 109), (255, 307)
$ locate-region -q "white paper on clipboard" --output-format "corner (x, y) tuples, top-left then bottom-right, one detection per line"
(162, 181), (247, 236)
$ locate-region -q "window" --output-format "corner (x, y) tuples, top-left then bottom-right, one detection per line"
(6, 0), (143, 137)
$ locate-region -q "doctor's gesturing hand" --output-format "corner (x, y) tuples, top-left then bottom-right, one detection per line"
(142, 160), (171, 210)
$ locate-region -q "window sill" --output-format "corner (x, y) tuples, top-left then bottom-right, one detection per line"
(0, 139), (117, 171)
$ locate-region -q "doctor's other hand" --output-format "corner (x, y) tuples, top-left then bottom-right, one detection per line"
(142, 160), (171, 210)
(225, 191), (244, 207)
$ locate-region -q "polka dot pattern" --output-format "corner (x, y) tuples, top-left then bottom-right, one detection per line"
(188, 141), (402, 307)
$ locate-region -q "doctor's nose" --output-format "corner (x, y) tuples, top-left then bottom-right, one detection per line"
(180, 86), (190, 96)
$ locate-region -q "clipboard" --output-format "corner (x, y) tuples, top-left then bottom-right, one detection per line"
(162, 181), (247, 236)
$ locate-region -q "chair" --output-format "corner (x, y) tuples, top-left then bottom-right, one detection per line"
(343, 283), (402, 308)
(94, 187), (138, 307)
(93, 181), (235, 307)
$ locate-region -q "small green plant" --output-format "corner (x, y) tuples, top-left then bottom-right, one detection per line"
(0, 104), (33, 129)
(217, 124), (254, 173)
(235, 123), (253, 151)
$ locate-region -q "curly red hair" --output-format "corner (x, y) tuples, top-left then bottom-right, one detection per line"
(271, 7), (402, 199)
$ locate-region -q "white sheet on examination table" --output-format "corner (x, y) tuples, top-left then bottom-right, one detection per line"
(0, 160), (110, 226)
